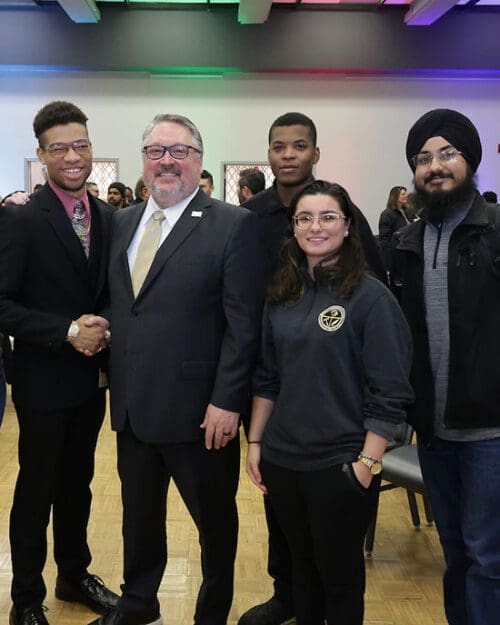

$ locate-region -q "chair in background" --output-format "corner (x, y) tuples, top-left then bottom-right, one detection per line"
(364, 424), (433, 557)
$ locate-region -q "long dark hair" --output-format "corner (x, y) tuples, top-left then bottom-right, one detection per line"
(268, 181), (367, 305)
(386, 186), (406, 210)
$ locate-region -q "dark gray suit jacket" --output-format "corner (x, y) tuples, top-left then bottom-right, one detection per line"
(107, 190), (266, 444)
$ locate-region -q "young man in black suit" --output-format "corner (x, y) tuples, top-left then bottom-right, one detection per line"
(89, 114), (265, 625)
(0, 101), (118, 625)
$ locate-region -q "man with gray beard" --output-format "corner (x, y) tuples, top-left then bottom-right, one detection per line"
(89, 113), (265, 625)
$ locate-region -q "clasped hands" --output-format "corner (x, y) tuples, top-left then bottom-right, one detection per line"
(67, 314), (110, 357)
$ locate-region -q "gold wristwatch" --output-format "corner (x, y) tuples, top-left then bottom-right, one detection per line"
(357, 453), (382, 475)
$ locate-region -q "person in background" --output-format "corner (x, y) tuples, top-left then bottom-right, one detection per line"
(247, 180), (412, 625)
(378, 186), (413, 269)
(482, 190), (497, 203)
(199, 169), (214, 196)
(124, 186), (134, 206)
(238, 168), (266, 204)
(107, 182), (127, 209)
(393, 108), (500, 625)
(86, 181), (100, 198)
(133, 176), (150, 204)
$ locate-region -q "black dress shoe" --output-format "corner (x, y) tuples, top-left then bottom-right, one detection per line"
(9, 605), (49, 625)
(87, 609), (163, 625)
(238, 597), (295, 625)
(55, 574), (119, 615)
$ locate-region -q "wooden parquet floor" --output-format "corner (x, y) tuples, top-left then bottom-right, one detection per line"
(0, 393), (447, 624)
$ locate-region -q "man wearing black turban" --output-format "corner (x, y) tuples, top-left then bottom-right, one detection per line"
(391, 109), (500, 625)
(107, 182), (127, 209)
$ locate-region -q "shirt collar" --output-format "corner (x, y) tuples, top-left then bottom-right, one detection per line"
(49, 180), (90, 219)
(143, 187), (199, 223)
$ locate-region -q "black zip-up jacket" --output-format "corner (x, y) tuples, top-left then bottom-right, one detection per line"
(391, 192), (500, 440)
(378, 207), (411, 269)
(378, 207), (410, 249)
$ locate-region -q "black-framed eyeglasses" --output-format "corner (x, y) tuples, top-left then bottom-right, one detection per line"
(43, 140), (92, 158)
(142, 143), (202, 161)
(293, 213), (347, 230)
(412, 147), (463, 169)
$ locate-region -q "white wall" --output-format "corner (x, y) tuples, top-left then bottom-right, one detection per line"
(1, 71), (499, 231)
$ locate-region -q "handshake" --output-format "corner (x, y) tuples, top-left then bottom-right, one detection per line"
(67, 314), (111, 357)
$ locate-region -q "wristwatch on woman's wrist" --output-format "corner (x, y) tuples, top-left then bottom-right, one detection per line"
(357, 452), (382, 475)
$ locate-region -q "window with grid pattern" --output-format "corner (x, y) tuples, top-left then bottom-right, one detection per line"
(25, 158), (119, 200)
(89, 160), (120, 199)
(223, 162), (273, 205)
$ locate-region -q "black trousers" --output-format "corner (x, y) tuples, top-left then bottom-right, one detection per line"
(116, 426), (240, 625)
(10, 390), (106, 608)
(261, 459), (379, 625)
(240, 412), (293, 607)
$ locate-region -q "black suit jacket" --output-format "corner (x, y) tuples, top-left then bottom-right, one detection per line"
(0, 183), (113, 410)
(107, 190), (266, 444)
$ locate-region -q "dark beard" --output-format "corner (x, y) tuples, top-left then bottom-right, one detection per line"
(414, 173), (477, 220)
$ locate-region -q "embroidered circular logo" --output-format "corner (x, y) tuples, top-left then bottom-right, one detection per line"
(318, 305), (346, 332)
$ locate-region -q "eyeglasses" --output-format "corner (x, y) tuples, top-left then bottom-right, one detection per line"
(43, 140), (92, 158)
(142, 144), (202, 161)
(293, 213), (346, 230)
(412, 147), (463, 169)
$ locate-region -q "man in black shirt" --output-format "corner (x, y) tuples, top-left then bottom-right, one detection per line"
(239, 112), (385, 625)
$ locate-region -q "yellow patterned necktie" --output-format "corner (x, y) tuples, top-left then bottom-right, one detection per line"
(131, 210), (166, 296)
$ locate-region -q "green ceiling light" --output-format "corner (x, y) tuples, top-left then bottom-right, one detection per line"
(126, 1), (239, 4)
(143, 66), (242, 77)
(127, 1), (205, 4)
(128, 1), (195, 4)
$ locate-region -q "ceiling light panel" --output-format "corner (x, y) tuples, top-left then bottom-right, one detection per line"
(126, 1), (238, 4)
(127, 1), (206, 4)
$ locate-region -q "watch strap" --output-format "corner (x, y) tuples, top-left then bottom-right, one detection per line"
(66, 320), (79, 340)
(357, 452), (383, 475)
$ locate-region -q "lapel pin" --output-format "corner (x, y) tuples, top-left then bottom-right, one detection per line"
(191, 210), (203, 218)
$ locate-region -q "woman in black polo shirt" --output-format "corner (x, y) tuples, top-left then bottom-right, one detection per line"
(246, 180), (413, 625)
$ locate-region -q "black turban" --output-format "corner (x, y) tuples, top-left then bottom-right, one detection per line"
(406, 109), (482, 173)
(108, 181), (126, 198)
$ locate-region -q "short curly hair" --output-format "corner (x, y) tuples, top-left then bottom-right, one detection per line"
(33, 101), (88, 146)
